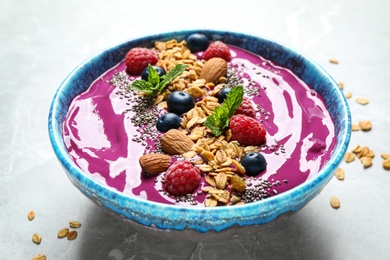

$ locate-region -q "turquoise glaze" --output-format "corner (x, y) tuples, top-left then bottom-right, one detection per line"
(48, 30), (351, 232)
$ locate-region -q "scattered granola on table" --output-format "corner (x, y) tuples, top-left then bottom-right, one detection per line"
(382, 154), (390, 170)
(330, 196), (341, 209)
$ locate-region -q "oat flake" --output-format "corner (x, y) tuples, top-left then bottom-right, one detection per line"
(330, 196), (341, 209)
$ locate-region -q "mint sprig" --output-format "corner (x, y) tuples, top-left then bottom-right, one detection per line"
(130, 64), (187, 96)
(204, 86), (244, 136)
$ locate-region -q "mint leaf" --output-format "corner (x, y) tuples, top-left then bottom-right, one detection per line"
(204, 107), (224, 136)
(147, 64), (161, 86)
(130, 79), (155, 95)
(158, 64), (187, 92)
(204, 114), (223, 136)
(222, 85), (244, 119)
(204, 86), (244, 136)
(130, 63), (187, 97)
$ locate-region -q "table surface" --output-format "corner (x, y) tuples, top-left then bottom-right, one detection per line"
(1, 0), (389, 259)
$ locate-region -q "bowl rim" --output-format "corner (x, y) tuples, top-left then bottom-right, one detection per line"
(48, 29), (351, 232)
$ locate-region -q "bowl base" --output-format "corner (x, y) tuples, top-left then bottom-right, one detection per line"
(104, 207), (295, 242)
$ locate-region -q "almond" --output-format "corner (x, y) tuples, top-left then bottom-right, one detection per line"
(160, 129), (194, 155)
(139, 154), (171, 175)
(199, 57), (227, 84)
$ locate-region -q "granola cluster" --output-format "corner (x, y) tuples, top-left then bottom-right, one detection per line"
(140, 39), (264, 206)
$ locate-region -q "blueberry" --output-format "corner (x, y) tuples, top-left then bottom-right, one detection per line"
(218, 87), (231, 103)
(156, 113), (182, 132)
(241, 152), (267, 176)
(186, 33), (210, 52)
(141, 66), (166, 81)
(167, 91), (195, 115)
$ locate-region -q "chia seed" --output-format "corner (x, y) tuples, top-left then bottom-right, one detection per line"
(241, 179), (272, 203)
(225, 67), (244, 89)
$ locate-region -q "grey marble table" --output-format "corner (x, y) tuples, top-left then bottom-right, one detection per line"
(1, 0), (389, 259)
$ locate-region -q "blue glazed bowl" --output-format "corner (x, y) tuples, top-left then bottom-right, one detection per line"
(48, 30), (351, 237)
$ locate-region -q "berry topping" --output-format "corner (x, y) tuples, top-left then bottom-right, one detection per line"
(203, 41), (231, 61)
(125, 47), (158, 75)
(241, 152), (267, 176)
(186, 33), (210, 52)
(164, 160), (201, 196)
(229, 114), (266, 146)
(218, 87), (231, 103)
(156, 113), (182, 132)
(235, 98), (256, 118)
(167, 91), (195, 115)
(141, 65), (165, 81)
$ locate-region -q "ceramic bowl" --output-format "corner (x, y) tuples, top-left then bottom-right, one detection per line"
(48, 30), (351, 238)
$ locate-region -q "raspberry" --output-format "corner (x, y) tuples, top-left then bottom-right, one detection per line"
(203, 41), (231, 61)
(125, 47), (158, 75)
(229, 114), (266, 146)
(235, 98), (256, 118)
(164, 160), (201, 196)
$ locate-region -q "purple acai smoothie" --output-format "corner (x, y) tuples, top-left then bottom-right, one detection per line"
(63, 42), (335, 207)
